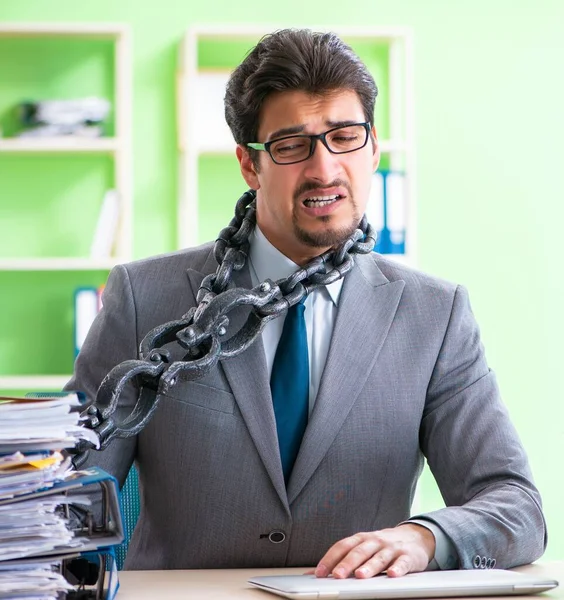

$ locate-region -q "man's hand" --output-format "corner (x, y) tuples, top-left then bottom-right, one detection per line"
(314, 524), (436, 579)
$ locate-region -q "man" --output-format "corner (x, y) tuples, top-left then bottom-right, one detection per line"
(67, 29), (546, 576)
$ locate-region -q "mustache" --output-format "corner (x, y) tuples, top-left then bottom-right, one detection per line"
(293, 179), (352, 201)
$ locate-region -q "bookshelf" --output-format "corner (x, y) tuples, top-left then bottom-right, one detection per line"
(0, 137), (120, 153)
(0, 23), (132, 391)
(177, 25), (416, 265)
(0, 375), (70, 391)
(0, 258), (121, 271)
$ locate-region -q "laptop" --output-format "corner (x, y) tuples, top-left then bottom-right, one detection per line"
(248, 569), (559, 599)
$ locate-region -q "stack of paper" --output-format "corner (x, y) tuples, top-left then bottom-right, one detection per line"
(0, 393), (98, 455)
(17, 97), (111, 138)
(0, 392), (104, 600)
(0, 561), (73, 599)
(0, 492), (93, 561)
(0, 451), (67, 498)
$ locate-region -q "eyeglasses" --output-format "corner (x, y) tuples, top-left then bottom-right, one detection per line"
(247, 122), (371, 165)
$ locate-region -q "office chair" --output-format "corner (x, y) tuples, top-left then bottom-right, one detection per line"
(115, 466), (140, 570)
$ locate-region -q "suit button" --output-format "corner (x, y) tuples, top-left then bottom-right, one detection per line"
(490, 558), (496, 568)
(486, 558), (493, 569)
(480, 556), (487, 569)
(268, 530), (286, 543)
(473, 555), (482, 568)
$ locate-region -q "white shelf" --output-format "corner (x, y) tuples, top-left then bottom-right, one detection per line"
(0, 257), (122, 271)
(0, 23), (128, 38)
(0, 375), (71, 391)
(0, 22), (133, 394)
(0, 22), (133, 260)
(0, 137), (120, 154)
(188, 23), (412, 41)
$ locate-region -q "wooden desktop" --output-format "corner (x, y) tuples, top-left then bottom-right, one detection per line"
(116, 562), (563, 599)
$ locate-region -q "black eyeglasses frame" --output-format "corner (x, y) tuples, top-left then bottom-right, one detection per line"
(247, 122), (372, 165)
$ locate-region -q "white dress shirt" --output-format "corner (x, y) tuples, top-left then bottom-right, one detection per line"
(247, 225), (457, 570)
(248, 226), (344, 414)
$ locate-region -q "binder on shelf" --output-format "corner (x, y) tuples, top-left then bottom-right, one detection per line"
(386, 171), (406, 255)
(74, 287), (102, 357)
(97, 284), (105, 311)
(90, 189), (120, 260)
(193, 72), (234, 153)
(367, 169), (407, 255)
(366, 170), (385, 241)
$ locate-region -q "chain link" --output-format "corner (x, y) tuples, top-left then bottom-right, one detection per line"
(72, 189), (376, 466)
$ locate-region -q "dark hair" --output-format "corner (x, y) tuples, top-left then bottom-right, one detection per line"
(224, 29), (378, 158)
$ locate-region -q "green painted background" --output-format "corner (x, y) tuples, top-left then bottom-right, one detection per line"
(1, 0), (562, 560)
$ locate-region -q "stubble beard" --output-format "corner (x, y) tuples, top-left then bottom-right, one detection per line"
(291, 179), (362, 249)
(292, 190), (361, 249)
(292, 214), (360, 249)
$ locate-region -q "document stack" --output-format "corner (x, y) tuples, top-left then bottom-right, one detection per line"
(16, 97), (111, 138)
(0, 392), (124, 600)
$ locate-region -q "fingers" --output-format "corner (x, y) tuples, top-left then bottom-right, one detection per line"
(315, 526), (434, 579)
(335, 538), (385, 579)
(315, 533), (374, 578)
(316, 532), (389, 579)
(386, 555), (412, 578)
(353, 547), (400, 578)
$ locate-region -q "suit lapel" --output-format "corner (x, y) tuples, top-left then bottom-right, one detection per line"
(287, 254), (405, 504)
(186, 249), (405, 509)
(185, 250), (289, 512)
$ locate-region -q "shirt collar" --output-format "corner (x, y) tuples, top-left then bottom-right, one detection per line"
(249, 225), (344, 306)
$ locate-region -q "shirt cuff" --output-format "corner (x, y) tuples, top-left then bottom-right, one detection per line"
(407, 519), (459, 570)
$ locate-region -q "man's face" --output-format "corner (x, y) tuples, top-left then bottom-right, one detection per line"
(237, 89), (380, 265)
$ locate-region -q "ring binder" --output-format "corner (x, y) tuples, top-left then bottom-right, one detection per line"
(0, 393), (124, 598)
(0, 467), (124, 558)
(0, 467), (123, 599)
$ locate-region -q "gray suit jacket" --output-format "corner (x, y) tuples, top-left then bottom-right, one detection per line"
(67, 244), (547, 570)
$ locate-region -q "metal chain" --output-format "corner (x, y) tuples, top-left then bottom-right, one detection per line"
(72, 189), (376, 466)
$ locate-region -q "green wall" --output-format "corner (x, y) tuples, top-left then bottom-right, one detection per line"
(1, 1), (562, 559)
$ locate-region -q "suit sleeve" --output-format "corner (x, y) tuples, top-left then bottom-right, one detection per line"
(65, 264), (139, 487)
(414, 285), (547, 569)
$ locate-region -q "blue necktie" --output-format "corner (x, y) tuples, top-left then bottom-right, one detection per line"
(270, 299), (309, 485)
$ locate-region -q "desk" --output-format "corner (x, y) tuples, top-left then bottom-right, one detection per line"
(116, 562), (563, 599)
